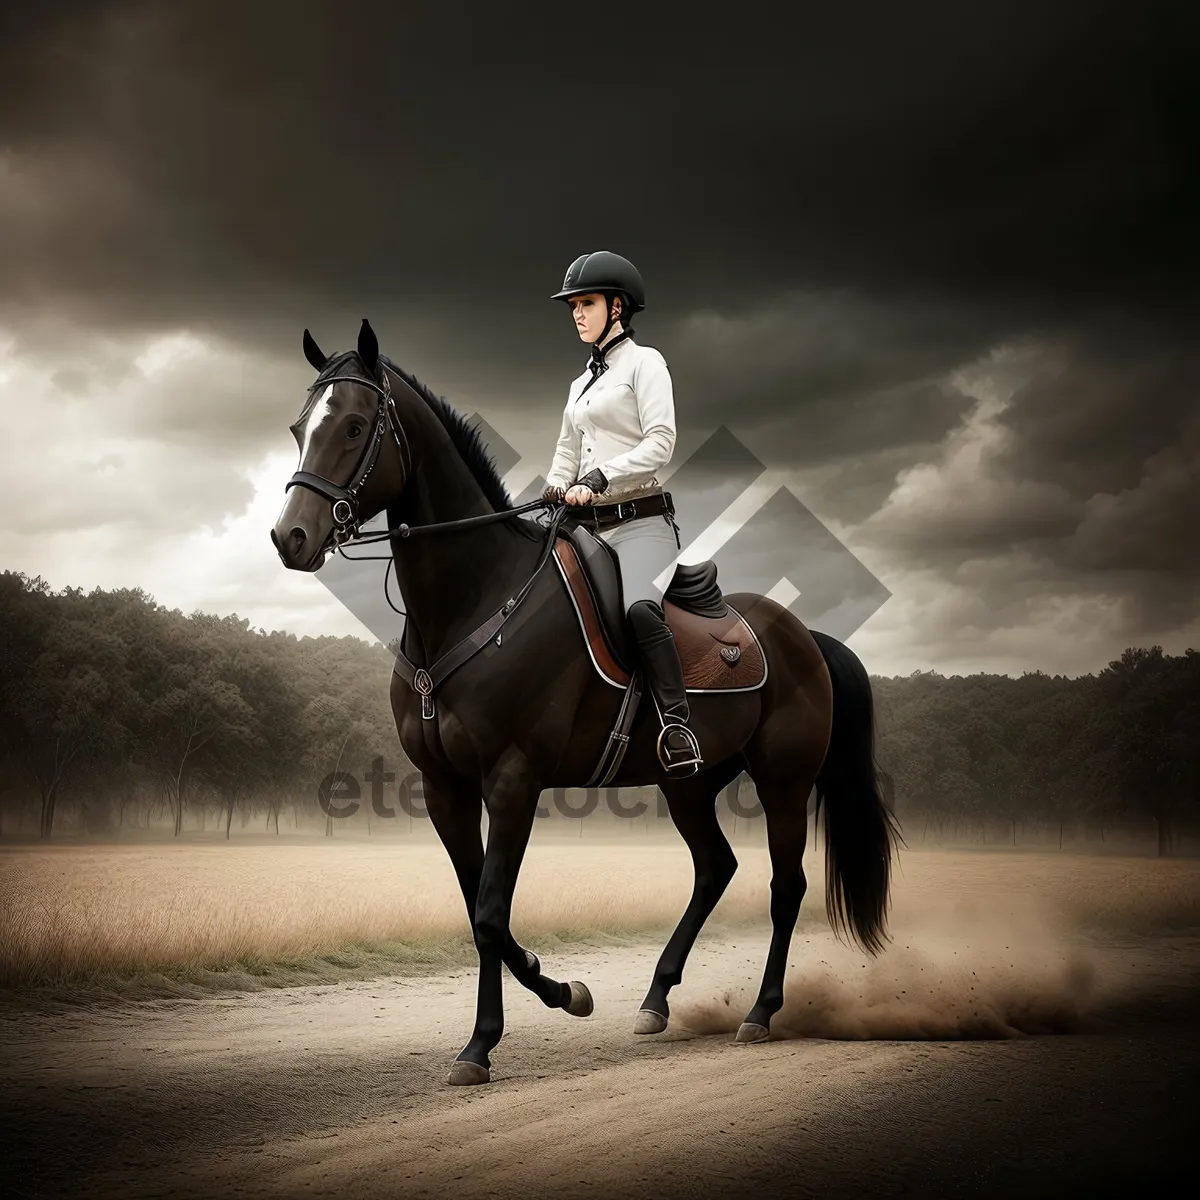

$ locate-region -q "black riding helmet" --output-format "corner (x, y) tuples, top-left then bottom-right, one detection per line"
(552, 251), (645, 345)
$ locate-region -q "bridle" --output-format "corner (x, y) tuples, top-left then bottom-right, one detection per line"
(285, 362), (414, 553)
(285, 359), (555, 553)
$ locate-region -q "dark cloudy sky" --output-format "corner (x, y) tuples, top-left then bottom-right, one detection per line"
(1, 0), (1196, 675)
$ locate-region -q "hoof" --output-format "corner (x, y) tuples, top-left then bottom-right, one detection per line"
(564, 981), (594, 1018)
(633, 1008), (668, 1035)
(735, 1022), (770, 1044)
(447, 1060), (491, 1086)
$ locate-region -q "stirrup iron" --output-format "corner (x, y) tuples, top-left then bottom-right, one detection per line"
(656, 721), (702, 775)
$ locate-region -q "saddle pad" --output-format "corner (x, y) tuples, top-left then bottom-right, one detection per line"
(553, 539), (767, 692)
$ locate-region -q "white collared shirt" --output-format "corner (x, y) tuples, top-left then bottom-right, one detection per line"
(545, 336), (677, 500)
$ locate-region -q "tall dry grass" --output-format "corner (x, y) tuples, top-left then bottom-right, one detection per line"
(0, 840), (781, 999)
(1, 839), (1196, 1002)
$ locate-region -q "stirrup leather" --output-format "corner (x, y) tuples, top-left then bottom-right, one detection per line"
(656, 721), (703, 774)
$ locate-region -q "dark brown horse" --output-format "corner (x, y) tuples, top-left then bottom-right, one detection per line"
(271, 321), (900, 1085)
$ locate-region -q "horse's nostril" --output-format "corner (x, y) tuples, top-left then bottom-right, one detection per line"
(289, 526), (306, 549)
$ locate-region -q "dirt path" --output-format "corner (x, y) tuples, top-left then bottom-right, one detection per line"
(3, 928), (1198, 1199)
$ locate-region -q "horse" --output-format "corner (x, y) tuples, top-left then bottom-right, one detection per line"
(271, 319), (900, 1085)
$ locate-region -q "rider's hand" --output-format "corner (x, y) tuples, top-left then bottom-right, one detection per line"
(564, 485), (595, 506)
(541, 484), (567, 503)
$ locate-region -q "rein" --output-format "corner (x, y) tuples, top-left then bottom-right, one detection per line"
(344, 495), (558, 544)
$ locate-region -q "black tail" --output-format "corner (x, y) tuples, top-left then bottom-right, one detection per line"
(810, 630), (902, 956)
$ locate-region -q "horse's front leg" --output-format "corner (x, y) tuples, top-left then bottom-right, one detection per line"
(449, 772), (576, 1085)
(423, 769), (586, 1017)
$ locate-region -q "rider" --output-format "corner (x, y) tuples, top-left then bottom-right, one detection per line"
(542, 251), (703, 776)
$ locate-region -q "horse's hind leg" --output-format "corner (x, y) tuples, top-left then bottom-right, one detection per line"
(733, 774), (813, 1043)
(635, 758), (743, 1034)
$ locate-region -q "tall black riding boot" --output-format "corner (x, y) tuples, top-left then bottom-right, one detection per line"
(628, 599), (703, 775)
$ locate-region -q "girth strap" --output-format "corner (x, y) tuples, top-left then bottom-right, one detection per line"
(582, 670), (644, 788)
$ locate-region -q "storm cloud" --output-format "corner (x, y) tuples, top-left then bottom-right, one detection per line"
(0, 0), (1196, 674)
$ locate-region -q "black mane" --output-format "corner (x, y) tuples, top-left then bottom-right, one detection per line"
(381, 355), (514, 514)
(307, 350), (515, 515)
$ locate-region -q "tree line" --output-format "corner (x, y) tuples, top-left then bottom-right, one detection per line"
(0, 572), (403, 839)
(0, 571), (1195, 853)
(871, 648), (1197, 855)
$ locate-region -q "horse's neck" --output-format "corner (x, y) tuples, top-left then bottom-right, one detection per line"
(390, 432), (537, 665)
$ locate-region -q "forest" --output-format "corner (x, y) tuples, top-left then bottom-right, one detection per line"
(1, 570), (1196, 854)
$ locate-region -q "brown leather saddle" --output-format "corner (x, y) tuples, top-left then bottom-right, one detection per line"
(552, 524), (766, 692)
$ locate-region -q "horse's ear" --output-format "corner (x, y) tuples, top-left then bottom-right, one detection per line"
(357, 318), (379, 376)
(302, 329), (327, 373)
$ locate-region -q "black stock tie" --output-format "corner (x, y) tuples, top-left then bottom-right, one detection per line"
(587, 330), (631, 381)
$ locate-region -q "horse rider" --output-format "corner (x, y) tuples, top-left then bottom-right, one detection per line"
(542, 250), (704, 776)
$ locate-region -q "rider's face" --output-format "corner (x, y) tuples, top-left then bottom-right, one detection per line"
(568, 293), (621, 344)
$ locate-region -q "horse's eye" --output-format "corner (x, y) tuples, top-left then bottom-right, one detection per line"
(349, 425), (363, 438)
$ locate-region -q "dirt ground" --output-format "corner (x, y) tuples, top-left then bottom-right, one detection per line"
(3, 846), (1199, 1199)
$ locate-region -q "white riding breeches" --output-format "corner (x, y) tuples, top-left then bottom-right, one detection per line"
(595, 514), (681, 613)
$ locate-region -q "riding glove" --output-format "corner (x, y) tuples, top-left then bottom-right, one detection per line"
(576, 468), (609, 495)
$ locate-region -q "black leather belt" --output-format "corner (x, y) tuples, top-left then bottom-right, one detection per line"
(568, 491), (675, 531)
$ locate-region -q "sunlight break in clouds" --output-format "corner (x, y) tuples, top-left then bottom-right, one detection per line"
(0, 324), (381, 644)
(134, 331), (209, 377)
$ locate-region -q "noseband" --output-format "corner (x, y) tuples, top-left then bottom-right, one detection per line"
(285, 364), (412, 548)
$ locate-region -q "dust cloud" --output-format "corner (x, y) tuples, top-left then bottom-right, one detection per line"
(674, 917), (1100, 1040)
(673, 850), (1199, 1040)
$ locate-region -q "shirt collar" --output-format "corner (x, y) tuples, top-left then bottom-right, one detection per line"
(587, 331), (633, 377)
